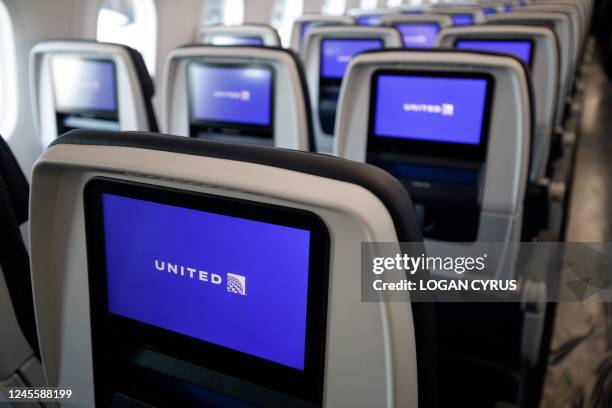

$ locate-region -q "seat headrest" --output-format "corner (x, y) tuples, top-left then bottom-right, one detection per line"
(431, 7), (487, 25)
(486, 11), (574, 130)
(197, 24), (282, 47)
(31, 130), (432, 407)
(437, 25), (559, 180)
(29, 39), (159, 145)
(380, 13), (454, 28)
(51, 129), (422, 243)
(302, 26), (403, 153)
(162, 45), (315, 151)
(334, 49), (532, 216)
(290, 15), (355, 52)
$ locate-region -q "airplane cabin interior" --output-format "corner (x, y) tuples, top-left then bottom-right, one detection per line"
(0, 0), (612, 407)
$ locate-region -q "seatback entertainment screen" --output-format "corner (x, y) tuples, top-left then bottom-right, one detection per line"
(188, 62), (274, 128)
(395, 23), (440, 48)
(455, 39), (534, 65)
(368, 71), (494, 160)
(209, 35), (265, 46)
(51, 56), (118, 113)
(85, 178), (329, 402)
(452, 14), (474, 26)
(301, 22), (314, 46)
(320, 38), (384, 79)
(356, 15), (383, 26)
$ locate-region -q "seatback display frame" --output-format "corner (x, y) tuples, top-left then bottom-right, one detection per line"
(84, 177), (330, 406)
(367, 69), (495, 163)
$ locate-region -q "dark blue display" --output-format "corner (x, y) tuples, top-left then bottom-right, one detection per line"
(396, 23), (440, 48)
(320, 38), (383, 79)
(209, 35), (264, 46)
(483, 8), (497, 15)
(455, 40), (533, 65)
(52, 56), (117, 112)
(452, 14), (474, 26)
(102, 193), (312, 370)
(301, 22), (314, 46)
(356, 15), (382, 26)
(373, 74), (489, 145)
(189, 64), (273, 126)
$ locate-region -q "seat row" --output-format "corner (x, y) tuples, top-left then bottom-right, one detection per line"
(0, 0), (594, 406)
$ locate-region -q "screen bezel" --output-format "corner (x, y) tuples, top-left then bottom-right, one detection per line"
(367, 69), (495, 162)
(453, 38), (535, 67)
(319, 38), (384, 80)
(187, 61), (275, 134)
(84, 177), (330, 405)
(51, 56), (119, 117)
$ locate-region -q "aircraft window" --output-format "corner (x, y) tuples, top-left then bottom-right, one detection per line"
(387, 0), (403, 7)
(322, 0), (346, 16)
(271, 0), (303, 47)
(201, 0), (245, 26)
(0, 0), (17, 139)
(96, 0), (157, 75)
(360, 0), (378, 10)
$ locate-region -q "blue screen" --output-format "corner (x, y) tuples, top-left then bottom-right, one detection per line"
(102, 193), (312, 370)
(396, 23), (440, 48)
(483, 8), (497, 15)
(189, 64), (273, 126)
(452, 14), (474, 26)
(455, 40), (533, 65)
(52, 56), (117, 112)
(301, 22), (314, 46)
(504, 4), (513, 12)
(320, 39), (383, 79)
(373, 74), (489, 145)
(356, 15), (382, 26)
(209, 35), (264, 46)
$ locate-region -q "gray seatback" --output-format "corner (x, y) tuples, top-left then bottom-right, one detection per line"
(162, 45), (313, 151)
(30, 40), (157, 148)
(487, 11), (573, 130)
(289, 15), (355, 52)
(438, 25), (559, 180)
(302, 26), (402, 153)
(29, 130), (425, 407)
(197, 24), (281, 46)
(335, 50), (531, 279)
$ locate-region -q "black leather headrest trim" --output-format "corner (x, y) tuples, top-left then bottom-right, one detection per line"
(0, 136), (29, 224)
(51, 130), (421, 243)
(0, 177), (38, 355)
